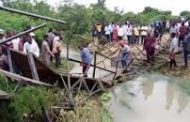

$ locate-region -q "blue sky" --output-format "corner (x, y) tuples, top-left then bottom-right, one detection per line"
(47, 0), (189, 15)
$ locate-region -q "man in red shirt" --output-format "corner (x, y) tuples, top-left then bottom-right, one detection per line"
(143, 32), (156, 62)
(179, 22), (187, 47)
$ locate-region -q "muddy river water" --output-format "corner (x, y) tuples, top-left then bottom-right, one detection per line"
(107, 74), (190, 122)
(61, 45), (190, 122)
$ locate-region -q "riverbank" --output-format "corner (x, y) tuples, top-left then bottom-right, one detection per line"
(103, 42), (190, 122)
(1, 34), (190, 122)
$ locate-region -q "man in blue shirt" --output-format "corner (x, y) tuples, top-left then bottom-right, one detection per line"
(80, 44), (91, 77)
(183, 31), (190, 67)
(119, 41), (130, 68)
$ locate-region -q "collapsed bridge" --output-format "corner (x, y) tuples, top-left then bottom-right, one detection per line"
(0, 6), (133, 100)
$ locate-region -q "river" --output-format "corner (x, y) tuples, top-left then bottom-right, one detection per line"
(107, 73), (190, 122)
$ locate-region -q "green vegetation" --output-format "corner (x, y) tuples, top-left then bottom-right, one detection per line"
(0, 74), (113, 122)
(0, 74), (58, 121)
(0, 0), (177, 47)
(0, 0), (186, 121)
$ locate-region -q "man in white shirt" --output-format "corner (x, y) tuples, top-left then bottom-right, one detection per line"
(12, 38), (20, 50)
(108, 23), (113, 42)
(52, 34), (61, 68)
(170, 33), (179, 53)
(127, 24), (133, 45)
(118, 25), (125, 39)
(23, 33), (40, 57)
(104, 24), (111, 42)
(122, 23), (128, 42)
(170, 23), (178, 35)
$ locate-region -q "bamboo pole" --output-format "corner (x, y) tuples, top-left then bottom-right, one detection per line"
(0, 6), (66, 24)
(0, 23), (47, 45)
(0, 69), (53, 87)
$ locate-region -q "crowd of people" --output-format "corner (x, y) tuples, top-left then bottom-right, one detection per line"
(90, 20), (190, 72)
(0, 19), (190, 77)
(0, 27), (62, 71)
(91, 21), (165, 68)
(92, 21), (164, 45)
(169, 21), (190, 69)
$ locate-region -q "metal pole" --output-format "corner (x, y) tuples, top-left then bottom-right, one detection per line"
(0, 23), (47, 45)
(0, 6), (66, 24)
(93, 52), (96, 78)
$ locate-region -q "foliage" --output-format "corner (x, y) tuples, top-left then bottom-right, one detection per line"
(0, 74), (112, 122)
(0, 74), (58, 121)
(0, 0), (177, 47)
(0, 1), (181, 121)
(58, 92), (102, 122)
(10, 87), (56, 121)
(180, 11), (190, 17)
(100, 92), (112, 122)
(100, 92), (112, 105)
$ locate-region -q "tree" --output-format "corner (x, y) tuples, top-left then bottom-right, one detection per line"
(142, 6), (160, 14)
(180, 11), (190, 17)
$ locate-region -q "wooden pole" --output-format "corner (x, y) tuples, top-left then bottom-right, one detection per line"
(66, 43), (74, 105)
(0, 69), (53, 87)
(93, 52), (96, 78)
(68, 58), (116, 74)
(113, 61), (119, 79)
(0, 23), (47, 45)
(7, 49), (13, 73)
(27, 52), (40, 81)
(0, 6), (66, 24)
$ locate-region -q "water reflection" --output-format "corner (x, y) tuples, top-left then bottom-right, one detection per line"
(142, 80), (154, 100)
(177, 91), (189, 113)
(165, 82), (175, 110)
(108, 74), (190, 122)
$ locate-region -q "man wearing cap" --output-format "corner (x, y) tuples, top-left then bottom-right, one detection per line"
(23, 32), (40, 57)
(119, 41), (130, 68)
